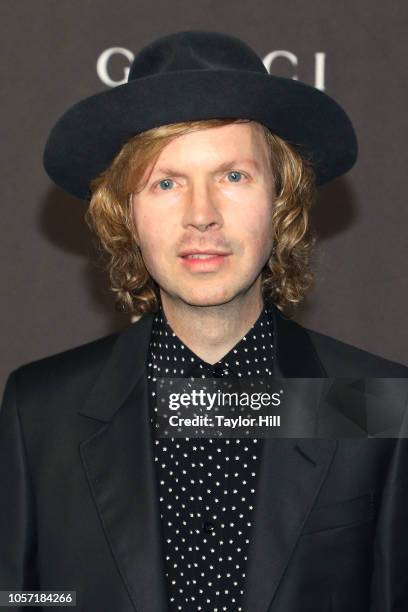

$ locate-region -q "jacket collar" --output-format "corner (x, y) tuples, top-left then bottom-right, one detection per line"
(269, 299), (327, 377)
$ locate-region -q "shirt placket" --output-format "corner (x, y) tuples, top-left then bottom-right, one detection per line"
(194, 364), (233, 611)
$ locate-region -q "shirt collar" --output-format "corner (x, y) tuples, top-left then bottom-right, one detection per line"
(148, 298), (275, 378)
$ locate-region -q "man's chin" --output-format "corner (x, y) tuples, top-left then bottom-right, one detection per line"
(165, 288), (238, 309)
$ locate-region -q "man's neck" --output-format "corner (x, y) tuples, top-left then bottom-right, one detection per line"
(159, 291), (264, 365)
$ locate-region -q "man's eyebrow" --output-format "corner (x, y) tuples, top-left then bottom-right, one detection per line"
(151, 158), (261, 177)
(214, 158), (261, 172)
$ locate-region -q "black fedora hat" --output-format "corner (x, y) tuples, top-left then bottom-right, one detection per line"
(43, 30), (358, 201)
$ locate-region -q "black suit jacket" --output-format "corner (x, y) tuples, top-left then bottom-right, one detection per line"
(1, 304), (408, 612)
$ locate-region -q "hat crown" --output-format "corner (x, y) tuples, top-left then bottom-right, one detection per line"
(128, 30), (268, 81)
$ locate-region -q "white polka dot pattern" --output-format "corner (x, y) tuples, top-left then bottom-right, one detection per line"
(146, 301), (275, 611)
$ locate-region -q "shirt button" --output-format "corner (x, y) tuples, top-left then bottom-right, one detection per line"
(212, 366), (225, 378)
(203, 520), (215, 534)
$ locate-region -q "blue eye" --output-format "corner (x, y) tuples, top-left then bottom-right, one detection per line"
(227, 171), (243, 182)
(158, 178), (174, 190)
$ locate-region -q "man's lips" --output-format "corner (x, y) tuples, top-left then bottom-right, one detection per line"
(179, 249), (231, 257)
(179, 252), (231, 269)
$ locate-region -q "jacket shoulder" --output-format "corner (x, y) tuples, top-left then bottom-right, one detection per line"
(305, 327), (408, 377)
(9, 330), (121, 401)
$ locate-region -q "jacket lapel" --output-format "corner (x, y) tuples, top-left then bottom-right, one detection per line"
(242, 437), (337, 612)
(77, 302), (337, 612)
(242, 303), (337, 612)
(78, 313), (170, 612)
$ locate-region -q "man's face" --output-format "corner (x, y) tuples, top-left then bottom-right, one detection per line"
(130, 121), (275, 308)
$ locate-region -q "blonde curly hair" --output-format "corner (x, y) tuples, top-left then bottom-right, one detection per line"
(86, 118), (317, 318)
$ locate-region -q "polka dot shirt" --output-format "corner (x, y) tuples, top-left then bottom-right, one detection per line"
(146, 300), (275, 611)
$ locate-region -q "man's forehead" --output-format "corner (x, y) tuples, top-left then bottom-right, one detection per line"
(151, 125), (267, 166)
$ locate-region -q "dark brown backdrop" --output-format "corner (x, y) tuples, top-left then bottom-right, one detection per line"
(1, 0), (407, 395)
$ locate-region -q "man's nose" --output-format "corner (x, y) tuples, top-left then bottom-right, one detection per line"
(182, 180), (223, 231)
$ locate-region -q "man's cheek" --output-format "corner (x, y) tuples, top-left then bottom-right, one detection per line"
(246, 225), (269, 249)
(139, 228), (166, 255)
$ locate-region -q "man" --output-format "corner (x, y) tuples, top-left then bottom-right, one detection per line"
(1, 30), (407, 612)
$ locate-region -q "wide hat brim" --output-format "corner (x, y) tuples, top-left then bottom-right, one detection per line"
(43, 69), (358, 200)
